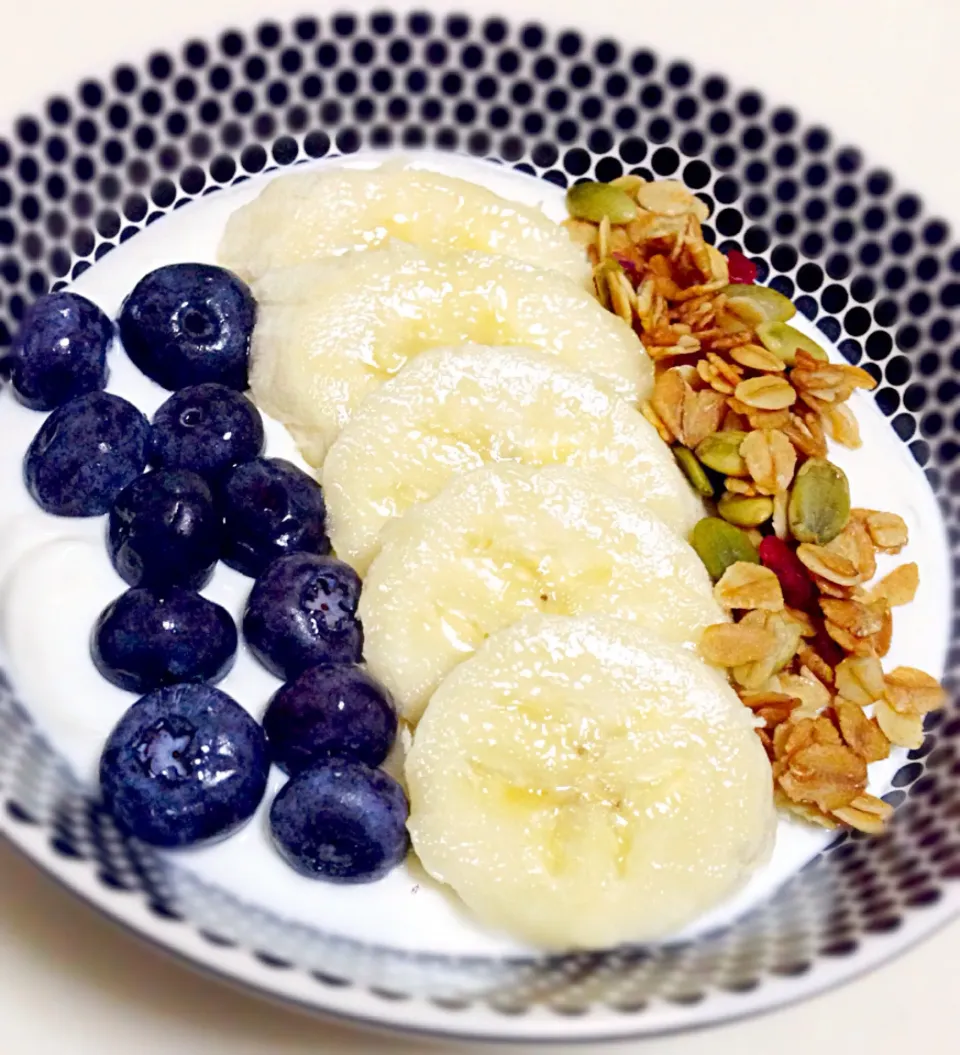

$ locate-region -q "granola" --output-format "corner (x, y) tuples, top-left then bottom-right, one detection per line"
(566, 175), (946, 835)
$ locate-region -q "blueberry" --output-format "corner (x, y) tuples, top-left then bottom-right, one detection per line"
(100, 683), (269, 847)
(93, 586), (237, 694)
(118, 263), (256, 391)
(243, 554), (362, 679)
(7, 292), (113, 410)
(269, 759), (409, 881)
(221, 457), (330, 577)
(24, 391), (149, 516)
(264, 665), (396, 774)
(149, 382), (264, 480)
(108, 470), (220, 589)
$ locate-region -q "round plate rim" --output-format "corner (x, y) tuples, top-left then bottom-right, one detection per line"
(3, 811), (959, 1042)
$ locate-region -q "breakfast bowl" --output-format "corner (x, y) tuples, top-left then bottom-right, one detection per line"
(0, 10), (957, 1044)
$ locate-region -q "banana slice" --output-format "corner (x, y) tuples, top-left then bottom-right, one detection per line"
(249, 244), (651, 466)
(218, 160), (589, 285)
(323, 346), (702, 572)
(406, 613), (775, 949)
(359, 464), (724, 723)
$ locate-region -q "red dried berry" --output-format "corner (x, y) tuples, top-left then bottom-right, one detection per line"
(613, 253), (642, 284)
(759, 535), (817, 611)
(726, 250), (758, 285)
(812, 619), (845, 668)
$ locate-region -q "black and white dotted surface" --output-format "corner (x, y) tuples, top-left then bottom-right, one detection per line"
(0, 9), (958, 1038)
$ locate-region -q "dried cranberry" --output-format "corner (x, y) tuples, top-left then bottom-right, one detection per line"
(759, 535), (817, 611)
(613, 254), (642, 284)
(726, 249), (758, 284)
(812, 619), (845, 668)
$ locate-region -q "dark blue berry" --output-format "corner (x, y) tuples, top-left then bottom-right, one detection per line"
(118, 262), (256, 391)
(24, 391), (149, 516)
(108, 469), (220, 589)
(264, 664), (396, 774)
(149, 382), (264, 480)
(93, 586), (237, 693)
(269, 759), (409, 881)
(221, 457), (330, 577)
(100, 683), (268, 847)
(243, 554), (362, 679)
(7, 291), (113, 410)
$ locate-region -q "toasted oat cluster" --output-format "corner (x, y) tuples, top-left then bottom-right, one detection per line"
(565, 176), (945, 833)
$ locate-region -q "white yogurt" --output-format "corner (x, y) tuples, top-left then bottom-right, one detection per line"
(0, 152), (949, 956)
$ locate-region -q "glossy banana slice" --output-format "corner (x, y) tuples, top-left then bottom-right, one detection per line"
(323, 345), (701, 572)
(359, 464), (723, 723)
(218, 160), (589, 284)
(250, 244), (651, 465)
(406, 613), (775, 949)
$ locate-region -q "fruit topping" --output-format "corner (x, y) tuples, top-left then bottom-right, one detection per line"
(263, 664), (397, 774)
(24, 391), (149, 516)
(405, 614), (774, 947)
(93, 586), (237, 693)
(724, 251), (759, 286)
(108, 469), (220, 590)
(100, 683), (269, 847)
(242, 554), (363, 680)
(758, 535), (817, 611)
(322, 345), (700, 573)
(118, 263), (256, 391)
(148, 382), (264, 481)
(7, 291), (113, 410)
(269, 759), (409, 882)
(248, 243), (651, 467)
(221, 457), (330, 578)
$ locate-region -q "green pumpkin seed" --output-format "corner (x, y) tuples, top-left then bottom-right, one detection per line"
(723, 284), (797, 326)
(756, 321), (829, 365)
(566, 181), (639, 225)
(674, 447), (714, 497)
(691, 517), (761, 582)
(695, 430), (750, 477)
(717, 492), (775, 528)
(787, 458), (850, 544)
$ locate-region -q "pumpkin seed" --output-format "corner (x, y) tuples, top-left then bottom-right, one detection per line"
(566, 181), (638, 225)
(723, 284), (797, 327)
(691, 516), (761, 581)
(695, 430), (750, 476)
(636, 179), (705, 219)
(718, 492), (775, 527)
(787, 458), (851, 545)
(756, 321), (829, 364)
(674, 447), (714, 497)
